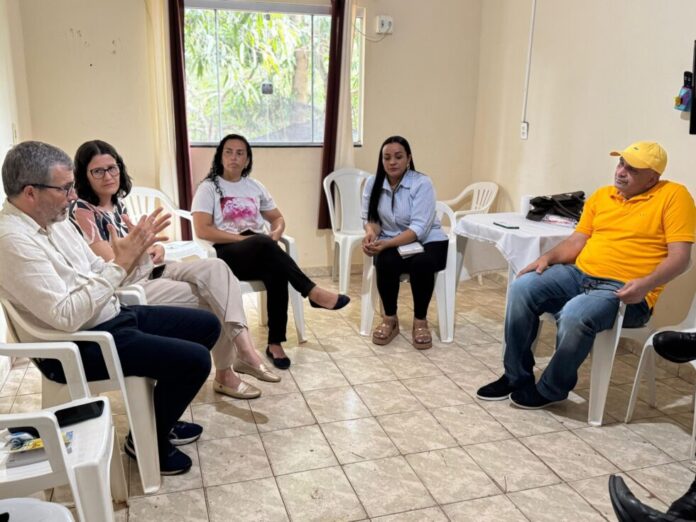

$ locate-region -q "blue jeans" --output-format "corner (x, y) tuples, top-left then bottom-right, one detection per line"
(504, 264), (651, 401)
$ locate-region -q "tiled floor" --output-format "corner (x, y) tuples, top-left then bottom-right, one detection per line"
(2, 274), (696, 521)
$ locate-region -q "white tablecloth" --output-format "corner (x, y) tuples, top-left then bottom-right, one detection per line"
(455, 212), (573, 276)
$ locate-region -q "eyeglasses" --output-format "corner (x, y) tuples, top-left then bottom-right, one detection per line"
(89, 165), (120, 179)
(29, 182), (76, 197)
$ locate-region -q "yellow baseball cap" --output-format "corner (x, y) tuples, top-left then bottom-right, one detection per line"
(610, 141), (668, 175)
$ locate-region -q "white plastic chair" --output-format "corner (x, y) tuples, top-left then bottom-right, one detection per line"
(0, 498), (74, 521)
(442, 181), (499, 222)
(444, 181), (498, 284)
(193, 225), (307, 343)
(359, 201), (458, 343)
(625, 294), (696, 456)
(322, 168), (371, 294)
(0, 398), (116, 522)
(124, 186), (210, 261)
(531, 304), (653, 426)
(1, 294), (161, 494)
(0, 340), (123, 522)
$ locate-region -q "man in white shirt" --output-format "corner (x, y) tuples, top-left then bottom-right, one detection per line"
(0, 141), (221, 475)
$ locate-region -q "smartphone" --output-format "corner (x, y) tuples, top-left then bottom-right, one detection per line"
(7, 426), (40, 438)
(54, 400), (105, 427)
(493, 221), (520, 230)
(149, 264), (166, 280)
(6, 401), (104, 438)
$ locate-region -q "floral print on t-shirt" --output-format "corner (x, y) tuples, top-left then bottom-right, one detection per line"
(219, 196), (260, 234)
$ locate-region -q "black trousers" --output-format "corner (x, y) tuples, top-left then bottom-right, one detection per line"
(374, 240), (449, 319)
(37, 305), (220, 457)
(215, 234), (315, 344)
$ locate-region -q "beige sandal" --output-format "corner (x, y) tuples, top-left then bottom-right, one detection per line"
(372, 317), (399, 345)
(412, 319), (432, 350)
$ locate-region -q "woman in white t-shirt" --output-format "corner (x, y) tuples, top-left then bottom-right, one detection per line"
(192, 134), (350, 369)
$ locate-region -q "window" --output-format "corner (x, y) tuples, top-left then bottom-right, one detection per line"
(184, 1), (364, 146)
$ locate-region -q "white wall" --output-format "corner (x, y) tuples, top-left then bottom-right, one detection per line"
(473, 0), (696, 210)
(0, 0), (29, 178)
(353, 0), (481, 200)
(0, 0), (13, 378)
(0, 0), (32, 379)
(0, 10), (15, 176)
(472, 0), (696, 324)
(16, 0), (158, 188)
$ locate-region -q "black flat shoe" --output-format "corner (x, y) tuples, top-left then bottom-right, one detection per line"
(266, 346), (291, 369)
(309, 294), (350, 310)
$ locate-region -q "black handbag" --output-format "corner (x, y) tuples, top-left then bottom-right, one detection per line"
(526, 191), (585, 222)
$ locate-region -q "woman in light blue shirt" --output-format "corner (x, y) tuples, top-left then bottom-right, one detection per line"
(361, 136), (448, 349)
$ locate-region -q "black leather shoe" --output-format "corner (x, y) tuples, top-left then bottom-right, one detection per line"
(608, 475), (689, 521)
(666, 478), (696, 520)
(653, 331), (696, 364)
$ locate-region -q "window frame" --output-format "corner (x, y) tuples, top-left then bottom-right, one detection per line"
(184, 0), (364, 148)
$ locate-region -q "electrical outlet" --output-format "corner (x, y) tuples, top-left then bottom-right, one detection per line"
(520, 121), (529, 140)
(376, 15), (393, 34)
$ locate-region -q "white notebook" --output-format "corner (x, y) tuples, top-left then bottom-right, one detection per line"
(397, 242), (424, 258)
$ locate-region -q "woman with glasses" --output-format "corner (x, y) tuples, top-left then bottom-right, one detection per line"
(70, 139), (279, 399)
(362, 135), (448, 350)
(191, 133), (350, 369)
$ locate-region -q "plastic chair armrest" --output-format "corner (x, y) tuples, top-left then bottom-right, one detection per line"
(0, 342), (90, 400)
(0, 411), (68, 473)
(172, 208), (193, 222)
(442, 188), (471, 210)
(116, 285), (146, 305)
(278, 234), (297, 260)
(453, 208), (485, 221)
(24, 330), (123, 388)
(193, 237), (217, 257)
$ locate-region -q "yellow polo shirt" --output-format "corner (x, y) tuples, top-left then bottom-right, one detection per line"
(575, 180), (695, 308)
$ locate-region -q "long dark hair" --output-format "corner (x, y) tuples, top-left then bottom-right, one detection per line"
(367, 135), (415, 224)
(204, 133), (253, 197)
(74, 140), (132, 205)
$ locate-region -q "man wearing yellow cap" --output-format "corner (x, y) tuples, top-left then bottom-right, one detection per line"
(477, 141), (695, 409)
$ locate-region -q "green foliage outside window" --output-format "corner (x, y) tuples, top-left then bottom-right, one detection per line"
(184, 8), (363, 145)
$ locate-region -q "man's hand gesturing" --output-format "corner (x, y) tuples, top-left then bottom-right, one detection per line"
(110, 208), (171, 273)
